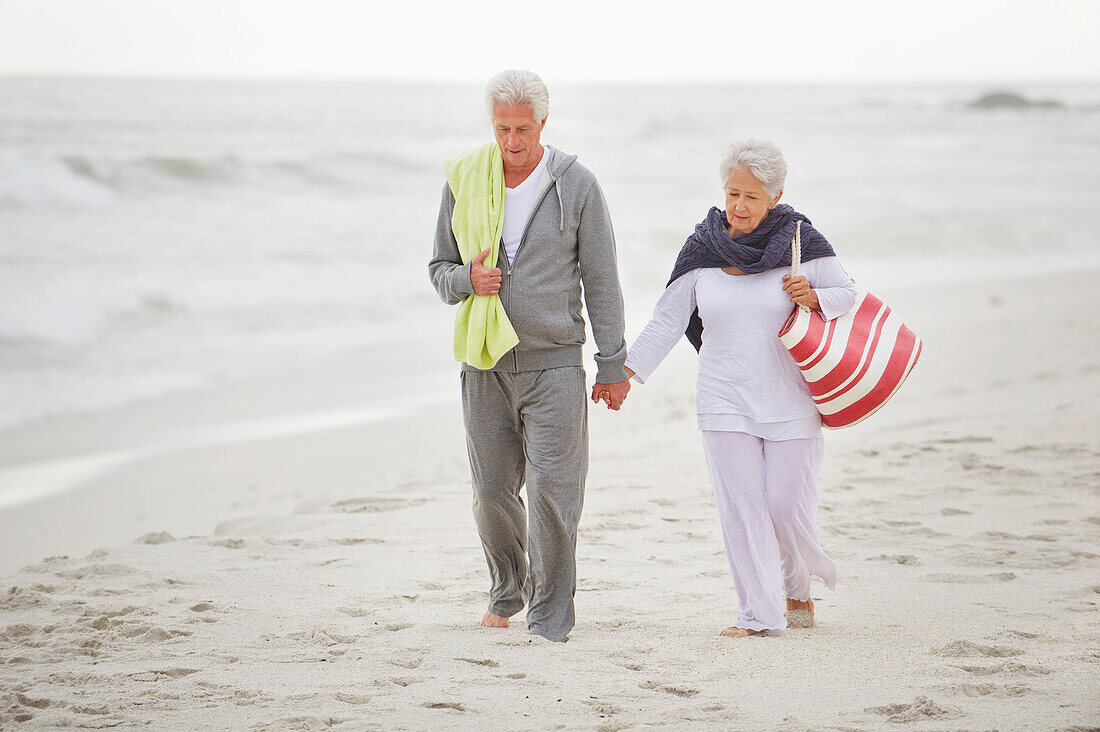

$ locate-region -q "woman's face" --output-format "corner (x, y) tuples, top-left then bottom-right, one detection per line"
(724, 168), (781, 236)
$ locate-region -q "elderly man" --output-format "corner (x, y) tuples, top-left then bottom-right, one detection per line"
(428, 70), (629, 642)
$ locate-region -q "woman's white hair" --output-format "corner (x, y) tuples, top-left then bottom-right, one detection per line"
(484, 69), (549, 124)
(719, 139), (787, 199)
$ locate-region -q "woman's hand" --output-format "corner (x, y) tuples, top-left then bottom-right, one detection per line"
(592, 367), (636, 410)
(782, 275), (819, 310)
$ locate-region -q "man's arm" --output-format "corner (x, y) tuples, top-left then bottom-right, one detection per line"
(576, 179), (629, 406)
(428, 183), (476, 305)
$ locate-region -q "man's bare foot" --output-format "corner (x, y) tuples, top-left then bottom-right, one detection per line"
(785, 597), (815, 628)
(719, 626), (764, 638)
(480, 610), (509, 629)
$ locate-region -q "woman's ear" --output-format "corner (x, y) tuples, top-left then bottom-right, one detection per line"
(770, 190), (784, 208)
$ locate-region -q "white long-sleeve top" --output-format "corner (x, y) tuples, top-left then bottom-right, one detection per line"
(625, 257), (858, 440)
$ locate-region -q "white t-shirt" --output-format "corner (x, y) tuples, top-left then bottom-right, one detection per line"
(624, 258), (858, 440)
(501, 147), (551, 268)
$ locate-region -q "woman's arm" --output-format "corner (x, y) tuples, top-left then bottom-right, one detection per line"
(807, 256), (859, 321)
(624, 271), (699, 384)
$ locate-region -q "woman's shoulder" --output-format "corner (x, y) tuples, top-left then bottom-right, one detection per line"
(670, 267), (709, 286)
(801, 254), (842, 269)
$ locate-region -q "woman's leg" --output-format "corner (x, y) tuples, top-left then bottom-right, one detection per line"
(701, 430), (785, 632)
(762, 437), (836, 604)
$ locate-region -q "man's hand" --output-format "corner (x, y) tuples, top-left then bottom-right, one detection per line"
(470, 248), (502, 296)
(591, 379), (631, 411)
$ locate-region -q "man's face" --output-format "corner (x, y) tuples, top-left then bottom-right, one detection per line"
(492, 103), (545, 172)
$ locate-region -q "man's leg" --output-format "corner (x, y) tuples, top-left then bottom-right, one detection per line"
(517, 367), (588, 642)
(461, 371), (530, 621)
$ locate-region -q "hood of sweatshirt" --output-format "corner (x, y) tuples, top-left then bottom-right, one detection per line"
(535, 146), (577, 233)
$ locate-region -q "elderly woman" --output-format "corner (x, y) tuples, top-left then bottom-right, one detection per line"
(621, 139), (857, 637)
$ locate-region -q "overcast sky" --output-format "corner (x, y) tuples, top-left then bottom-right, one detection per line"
(1, 0), (1098, 84)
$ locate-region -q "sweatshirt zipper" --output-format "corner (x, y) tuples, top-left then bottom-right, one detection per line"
(508, 176), (556, 374)
(507, 175), (559, 275)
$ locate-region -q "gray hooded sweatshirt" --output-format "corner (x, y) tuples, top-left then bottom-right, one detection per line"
(429, 146), (627, 384)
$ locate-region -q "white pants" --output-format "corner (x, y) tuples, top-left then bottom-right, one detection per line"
(701, 430), (837, 632)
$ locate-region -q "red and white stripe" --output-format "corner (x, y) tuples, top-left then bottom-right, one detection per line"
(778, 290), (922, 428)
(777, 220), (921, 429)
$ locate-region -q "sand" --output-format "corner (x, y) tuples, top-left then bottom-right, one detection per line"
(1, 268), (1098, 730)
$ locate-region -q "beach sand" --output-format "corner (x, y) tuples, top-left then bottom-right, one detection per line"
(1, 268), (1097, 730)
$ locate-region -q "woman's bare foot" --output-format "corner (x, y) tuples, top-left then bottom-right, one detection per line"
(784, 597), (815, 628)
(719, 626), (764, 638)
(480, 610), (509, 628)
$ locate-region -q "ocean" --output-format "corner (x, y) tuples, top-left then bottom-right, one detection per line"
(1, 77), (1097, 428)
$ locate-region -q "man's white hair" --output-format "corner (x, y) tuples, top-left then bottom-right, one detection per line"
(718, 139), (787, 199)
(484, 69), (550, 124)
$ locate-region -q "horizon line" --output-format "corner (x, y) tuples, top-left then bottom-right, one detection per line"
(2, 71), (1099, 87)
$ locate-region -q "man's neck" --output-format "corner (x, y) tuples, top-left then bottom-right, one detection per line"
(503, 145), (545, 189)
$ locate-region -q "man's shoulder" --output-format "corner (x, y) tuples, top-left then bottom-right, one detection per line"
(548, 148), (600, 190)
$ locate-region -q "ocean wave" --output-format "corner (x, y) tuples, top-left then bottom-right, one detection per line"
(0, 150), (429, 208)
(0, 157), (116, 207)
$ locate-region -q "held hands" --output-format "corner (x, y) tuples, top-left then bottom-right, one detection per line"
(470, 248), (501, 296)
(782, 275), (819, 310)
(591, 368), (634, 411)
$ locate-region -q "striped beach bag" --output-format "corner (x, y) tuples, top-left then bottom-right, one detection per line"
(778, 222), (922, 428)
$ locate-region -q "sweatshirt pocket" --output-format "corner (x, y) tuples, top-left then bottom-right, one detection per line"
(551, 293), (575, 344)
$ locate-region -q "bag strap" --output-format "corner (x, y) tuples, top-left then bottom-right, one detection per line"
(790, 221), (810, 313)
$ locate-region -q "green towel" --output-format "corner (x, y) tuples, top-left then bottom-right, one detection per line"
(443, 142), (519, 369)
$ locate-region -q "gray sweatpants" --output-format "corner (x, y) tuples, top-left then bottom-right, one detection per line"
(460, 366), (588, 642)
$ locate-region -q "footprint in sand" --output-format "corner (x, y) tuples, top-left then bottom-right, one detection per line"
(133, 531), (176, 545)
(933, 436), (994, 445)
(953, 660), (1051, 677)
(334, 692), (372, 705)
(423, 701), (465, 712)
(383, 676), (423, 688)
(337, 606), (372, 618)
(287, 627), (356, 647)
(299, 496), (428, 514)
(456, 657), (499, 667)
(129, 668), (199, 681)
(639, 680), (699, 698)
(0, 583), (58, 611)
(935, 682), (1033, 698)
(932, 640), (1023, 658)
(53, 562), (136, 580)
(582, 698), (623, 717)
(309, 557), (348, 567)
(869, 554), (920, 566)
(389, 654), (425, 669)
(330, 537), (385, 546)
(865, 696), (964, 723)
(1, 692), (128, 728)
(257, 715), (352, 730)
(1002, 629), (1040, 639)
(920, 572), (1016, 584)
